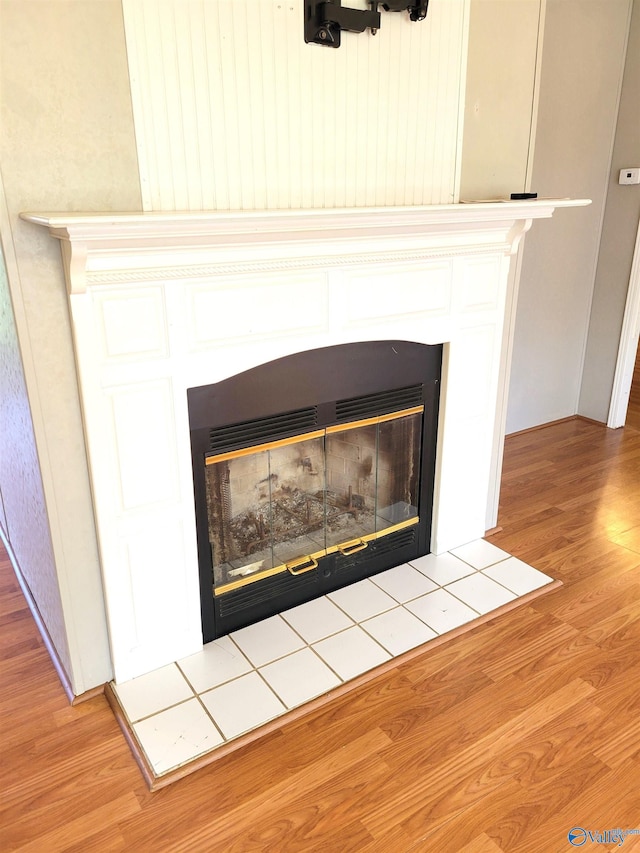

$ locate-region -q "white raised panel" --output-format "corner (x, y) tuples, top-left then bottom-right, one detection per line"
(105, 516), (200, 682)
(431, 327), (500, 552)
(341, 261), (452, 327)
(125, 523), (189, 646)
(432, 412), (490, 552)
(122, 0), (467, 211)
(458, 255), (503, 313)
(449, 325), (498, 421)
(186, 274), (330, 349)
(96, 287), (167, 361)
(109, 380), (179, 512)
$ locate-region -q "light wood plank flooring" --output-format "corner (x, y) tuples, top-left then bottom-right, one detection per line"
(3, 416), (640, 852)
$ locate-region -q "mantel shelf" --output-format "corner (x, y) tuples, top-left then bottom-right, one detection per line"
(21, 199), (591, 240)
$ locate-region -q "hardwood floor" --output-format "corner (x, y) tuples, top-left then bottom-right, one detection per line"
(3, 416), (640, 852)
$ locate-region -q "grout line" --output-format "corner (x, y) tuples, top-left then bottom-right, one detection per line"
(478, 567), (544, 599)
(175, 661), (202, 697)
(253, 664), (292, 712)
(449, 553), (512, 571)
(120, 695), (196, 727)
(306, 642), (345, 686)
(440, 582), (504, 619)
(193, 692), (226, 744)
(112, 543), (553, 777)
(326, 579), (398, 624)
(280, 598), (357, 641)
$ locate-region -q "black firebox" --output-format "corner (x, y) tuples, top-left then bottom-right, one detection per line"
(188, 341), (441, 642)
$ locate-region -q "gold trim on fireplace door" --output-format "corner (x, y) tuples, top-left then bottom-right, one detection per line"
(205, 429), (325, 465)
(209, 405), (425, 596)
(214, 516), (419, 596)
(325, 405), (424, 434)
(205, 406), (425, 466)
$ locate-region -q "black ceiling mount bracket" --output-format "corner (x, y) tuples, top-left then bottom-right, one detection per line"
(304, 1), (429, 49)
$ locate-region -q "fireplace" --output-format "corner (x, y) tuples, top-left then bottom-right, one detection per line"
(189, 341), (441, 639)
(21, 200), (589, 683)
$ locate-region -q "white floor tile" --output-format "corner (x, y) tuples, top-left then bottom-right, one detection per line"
(230, 615), (306, 667)
(370, 563), (438, 603)
(409, 551), (477, 585)
(281, 596), (354, 644)
(362, 607), (437, 656)
(201, 671), (286, 740)
(313, 625), (391, 681)
(114, 664), (193, 723)
(483, 557), (554, 595)
(406, 588), (479, 635)
(446, 573), (516, 615)
(327, 578), (397, 622)
(133, 698), (223, 775)
(449, 539), (511, 570)
(260, 647), (341, 709)
(178, 635), (253, 693)
(113, 542), (557, 780)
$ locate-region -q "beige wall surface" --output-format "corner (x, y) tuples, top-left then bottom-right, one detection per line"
(0, 0), (141, 692)
(506, 0), (632, 433)
(579, 0), (640, 423)
(460, 0), (542, 201)
(0, 205), (72, 675)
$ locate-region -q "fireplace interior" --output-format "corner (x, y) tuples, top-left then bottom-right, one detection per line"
(189, 341), (442, 640)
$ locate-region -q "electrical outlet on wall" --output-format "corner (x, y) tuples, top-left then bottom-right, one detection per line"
(619, 168), (640, 185)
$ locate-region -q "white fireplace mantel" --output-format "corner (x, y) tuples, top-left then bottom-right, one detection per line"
(22, 200), (589, 683)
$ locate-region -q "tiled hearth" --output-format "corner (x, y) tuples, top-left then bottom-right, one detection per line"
(109, 540), (556, 787)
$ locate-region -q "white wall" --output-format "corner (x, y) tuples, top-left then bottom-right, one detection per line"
(0, 0), (141, 693)
(506, 0), (632, 433)
(460, 0), (542, 201)
(122, 0), (468, 210)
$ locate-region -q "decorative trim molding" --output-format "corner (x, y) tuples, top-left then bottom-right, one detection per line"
(21, 201), (590, 294)
(84, 245), (512, 287)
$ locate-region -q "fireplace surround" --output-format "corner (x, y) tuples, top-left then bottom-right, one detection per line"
(22, 200), (588, 683)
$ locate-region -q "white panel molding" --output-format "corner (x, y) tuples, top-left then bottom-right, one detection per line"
(122, 0), (468, 211)
(82, 248), (508, 288)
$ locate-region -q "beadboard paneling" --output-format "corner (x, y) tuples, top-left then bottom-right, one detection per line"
(122, 0), (468, 211)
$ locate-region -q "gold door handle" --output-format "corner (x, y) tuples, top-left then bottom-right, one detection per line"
(337, 538), (368, 556)
(286, 555), (319, 576)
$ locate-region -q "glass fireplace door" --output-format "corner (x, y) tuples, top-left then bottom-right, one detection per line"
(204, 407), (423, 595)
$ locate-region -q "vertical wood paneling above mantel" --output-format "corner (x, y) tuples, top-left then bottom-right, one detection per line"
(122, 0), (468, 211)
